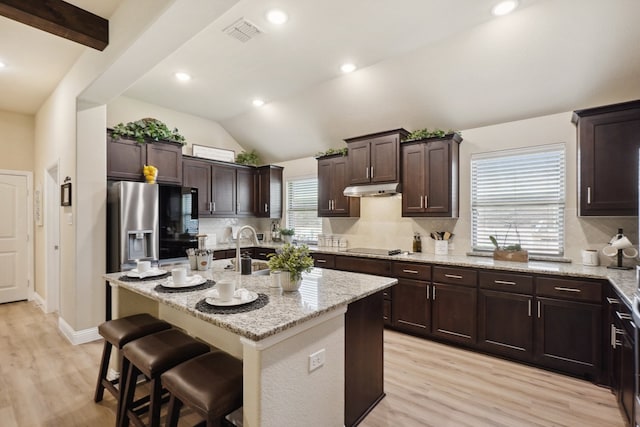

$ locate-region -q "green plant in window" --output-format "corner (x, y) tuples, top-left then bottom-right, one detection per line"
(489, 223), (523, 251)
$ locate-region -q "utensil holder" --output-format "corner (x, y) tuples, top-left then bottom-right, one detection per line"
(435, 240), (448, 255)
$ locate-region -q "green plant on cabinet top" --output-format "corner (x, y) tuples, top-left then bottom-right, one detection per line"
(111, 118), (186, 145)
(236, 149), (260, 166)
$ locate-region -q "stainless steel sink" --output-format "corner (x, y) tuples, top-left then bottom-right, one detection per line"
(229, 259), (270, 275)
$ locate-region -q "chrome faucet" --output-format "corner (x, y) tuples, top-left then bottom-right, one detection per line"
(236, 225), (259, 272)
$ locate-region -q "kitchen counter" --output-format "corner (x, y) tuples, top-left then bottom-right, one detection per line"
(104, 260), (396, 427)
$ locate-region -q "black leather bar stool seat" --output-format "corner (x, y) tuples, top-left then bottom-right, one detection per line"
(161, 351), (243, 427)
(94, 313), (172, 403)
(119, 328), (210, 427)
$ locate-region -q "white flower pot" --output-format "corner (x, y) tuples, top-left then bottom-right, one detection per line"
(283, 235), (293, 244)
(280, 271), (302, 292)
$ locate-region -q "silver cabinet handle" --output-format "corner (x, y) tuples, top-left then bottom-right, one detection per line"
(370, 166), (374, 179)
(265, 203), (268, 213)
(424, 195), (428, 208)
(495, 280), (516, 285)
(432, 286), (436, 300)
(212, 202), (216, 212)
(426, 284), (430, 300)
(611, 324), (625, 348)
(444, 274), (463, 279)
(316, 259), (327, 263)
(402, 269), (419, 274)
(528, 299), (531, 317)
(617, 311), (632, 321)
(365, 167), (369, 179)
(554, 286), (581, 293)
(208, 202), (213, 212)
(537, 300), (541, 318)
(587, 186), (592, 204)
(420, 196), (423, 209)
(607, 297), (620, 305)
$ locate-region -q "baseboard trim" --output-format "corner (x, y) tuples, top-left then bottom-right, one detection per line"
(32, 292), (46, 312)
(58, 317), (101, 345)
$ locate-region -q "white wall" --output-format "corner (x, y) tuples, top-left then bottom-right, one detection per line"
(0, 110), (34, 172)
(107, 96), (245, 157)
(288, 111), (637, 265)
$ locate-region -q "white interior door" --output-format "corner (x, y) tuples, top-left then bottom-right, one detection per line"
(0, 174), (28, 304)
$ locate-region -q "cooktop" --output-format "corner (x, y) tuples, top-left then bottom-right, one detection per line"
(346, 248), (402, 256)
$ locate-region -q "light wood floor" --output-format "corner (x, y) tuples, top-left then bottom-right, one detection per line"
(0, 301), (625, 427)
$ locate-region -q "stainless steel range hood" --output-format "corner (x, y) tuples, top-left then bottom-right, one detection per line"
(343, 183), (401, 197)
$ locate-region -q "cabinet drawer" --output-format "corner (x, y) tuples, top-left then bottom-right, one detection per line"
(313, 253), (335, 269)
(479, 271), (533, 294)
(393, 262), (431, 280)
(536, 277), (602, 303)
(433, 266), (477, 287)
(254, 248), (276, 260)
(335, 256), (391, 276)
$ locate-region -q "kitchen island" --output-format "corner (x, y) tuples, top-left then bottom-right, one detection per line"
(104, 260), (396, 427)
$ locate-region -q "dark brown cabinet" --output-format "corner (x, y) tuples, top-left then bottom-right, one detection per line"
(573, 99), (640, 216)
(344, 129), (409, 186)
(312, 252), (335, 269)
(107, 133), (183, 184)
(183, 157), (254, 217)
(478, 271), (534, 362)
(255, 165), (283, 218)
(317, 155), (360, 217)
(391, 262), (431, 335)
(401, 134), (461, 217)
(534, 276), (603, 379)
(431, 266), (477, 346)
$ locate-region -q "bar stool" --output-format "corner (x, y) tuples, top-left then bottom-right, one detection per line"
(94, 313), (172, 403)
(119, 328), (210, 427)
(161, 351), (243, 427)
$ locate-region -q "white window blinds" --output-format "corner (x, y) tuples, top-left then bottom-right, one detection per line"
(471, 144), (565, 256)
(286, 178), (322, 242)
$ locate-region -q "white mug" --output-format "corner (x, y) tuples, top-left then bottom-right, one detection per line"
(171, 267), (187, 285)
(623, 247), (638, 259)
(137, 260), (151, 273)
(611, 236), (634, 250)
(581, 249), (599, 266)
(216, 280), (235, 302)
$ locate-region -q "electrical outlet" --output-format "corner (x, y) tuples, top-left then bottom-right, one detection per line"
(309, 348), (325, 372)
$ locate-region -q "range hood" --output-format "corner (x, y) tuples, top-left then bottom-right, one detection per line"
(343, 183), (401, 197)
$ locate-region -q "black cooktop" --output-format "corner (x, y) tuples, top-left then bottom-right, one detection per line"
(346, 248), (402, 256)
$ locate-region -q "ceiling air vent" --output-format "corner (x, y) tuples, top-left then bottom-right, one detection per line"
(223, 18), (262, 43)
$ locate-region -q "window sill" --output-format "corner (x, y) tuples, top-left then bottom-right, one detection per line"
(466, 251), (572, 264)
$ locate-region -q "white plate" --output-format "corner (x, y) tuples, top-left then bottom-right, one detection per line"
(126, 268), (167, 278)
(162, 274), (206, 288)
(205, 288), (259, 307)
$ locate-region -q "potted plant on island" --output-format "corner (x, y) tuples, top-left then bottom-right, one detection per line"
(267, 243), (314, 291)
(489, 223), (529, 262)
(279, 228), (295, 243)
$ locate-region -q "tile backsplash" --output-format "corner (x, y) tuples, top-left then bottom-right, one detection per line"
(198, 217), (274, 248)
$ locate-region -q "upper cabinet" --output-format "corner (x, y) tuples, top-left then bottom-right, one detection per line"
(401, 133), (462, 217)
(255, 165), (283, 218)
(573, 100), (640, 216)
(107, 132), (183, 184)
(317, 154), (360, 217)
(344, 129), (409, 185)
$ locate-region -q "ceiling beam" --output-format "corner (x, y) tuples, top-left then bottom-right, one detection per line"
(0, 0), (108, 51)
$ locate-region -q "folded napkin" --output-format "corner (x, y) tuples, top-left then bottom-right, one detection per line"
(128, 268), (163, 279)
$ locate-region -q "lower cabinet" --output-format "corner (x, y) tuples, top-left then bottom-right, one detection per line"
(431, 282), (477, 345)
(478, 289), (533, 362)
(392, 278), (430, 335)
(535, 297), (602, 379)
(608, 290), (635, 425)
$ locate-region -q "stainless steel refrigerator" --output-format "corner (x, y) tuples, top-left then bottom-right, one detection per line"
(107, 181), (159, 273)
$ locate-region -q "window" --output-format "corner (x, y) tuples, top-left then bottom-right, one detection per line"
(286, 177), (322, 242)
(471, 144), (565, 256)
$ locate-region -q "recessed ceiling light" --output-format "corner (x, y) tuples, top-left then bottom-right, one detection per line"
(252, 99), (265, 107)
(174, 72), (191, 82)
(0, 61), (6, 69)
(266, 9), (288, 25)
(340, 63), (356, 74)
(491, 0), (519, 16)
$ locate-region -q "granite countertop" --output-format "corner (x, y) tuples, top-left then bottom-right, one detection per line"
(104, 260), (396, 342)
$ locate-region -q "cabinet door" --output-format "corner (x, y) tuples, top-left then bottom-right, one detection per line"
(236, 168), (254, 216)
(535, 297), (602, 379)
(211, 164), (236, 216)
(578, 107), (640, 216)
(331, 157), (352, 215)
(431, 283), (477, 345)
(107, 137), (145, 181)
(146, 143), (182, 184)
(424, 140), (450, 214)
(392, 278), (430, 336)
(347, 140), (371, 185)
(256, 166), (283, 218)
(619, 324), (635, 425)
(401, 144), (426, 214)
(182, 159), (212, 216)
(317, 158), (333, 216)
(478, 289), (533, 361)
(370, 135), (399, 183)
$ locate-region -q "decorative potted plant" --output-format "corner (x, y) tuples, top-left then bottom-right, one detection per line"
(111, 118), (186, 145)
(235, 149), (260, 166)
(279, 228), (295, 244)
(267, 243), (314, 291)
(489, 223), (528, 262)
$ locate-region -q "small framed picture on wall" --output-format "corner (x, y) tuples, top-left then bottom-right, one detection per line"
(61, 183), (72, 206)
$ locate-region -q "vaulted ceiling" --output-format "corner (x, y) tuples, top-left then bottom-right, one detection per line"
(2, 0), (640, 163)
